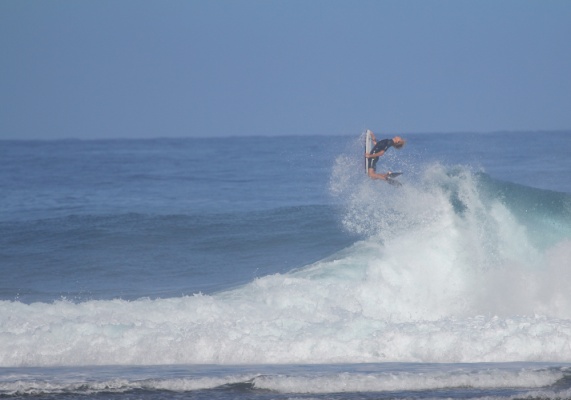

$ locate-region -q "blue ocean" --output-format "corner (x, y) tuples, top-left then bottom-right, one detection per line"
(1, 132), (571, 399)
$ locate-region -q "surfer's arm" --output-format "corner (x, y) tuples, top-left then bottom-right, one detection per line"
(370, 132), (378, 145)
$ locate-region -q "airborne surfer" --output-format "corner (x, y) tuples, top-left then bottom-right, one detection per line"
(365, 131), (406, 181)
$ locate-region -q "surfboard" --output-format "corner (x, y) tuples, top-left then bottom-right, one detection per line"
(365, 130), (373, 173)
(386, 177), (402, 187)
(386, 172), (403, 187)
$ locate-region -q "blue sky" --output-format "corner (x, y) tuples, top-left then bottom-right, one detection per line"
(1, 0), (570, 139)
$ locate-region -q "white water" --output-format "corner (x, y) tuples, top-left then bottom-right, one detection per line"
(0, 365), (566, 395)
(252, 368), (564, 393)
(1, 165), (571, 367)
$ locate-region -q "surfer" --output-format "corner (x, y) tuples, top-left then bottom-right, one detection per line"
(365, 132), (406, 180)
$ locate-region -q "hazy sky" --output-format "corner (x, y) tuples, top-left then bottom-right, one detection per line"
(1, 0), (570, 139)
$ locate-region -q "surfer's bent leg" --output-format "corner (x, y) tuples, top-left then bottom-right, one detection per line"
(367, 157), (387, 180)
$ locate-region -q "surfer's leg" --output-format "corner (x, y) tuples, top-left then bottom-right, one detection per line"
(368, 168), (388, 180)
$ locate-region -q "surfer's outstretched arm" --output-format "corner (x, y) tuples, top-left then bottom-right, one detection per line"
(369, 131), (378, 145)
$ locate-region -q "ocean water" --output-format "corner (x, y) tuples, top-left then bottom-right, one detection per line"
(1, 132), (571, 399)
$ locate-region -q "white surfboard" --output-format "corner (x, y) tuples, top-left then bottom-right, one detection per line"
(365, 129), (373, 173)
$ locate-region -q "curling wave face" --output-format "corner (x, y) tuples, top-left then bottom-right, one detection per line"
(1, 163), (571, 367)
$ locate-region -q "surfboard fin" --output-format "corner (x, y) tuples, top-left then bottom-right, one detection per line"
(386, 178), (402, 187)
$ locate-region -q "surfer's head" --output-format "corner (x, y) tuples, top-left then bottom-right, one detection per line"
(392, 136), (406, 149)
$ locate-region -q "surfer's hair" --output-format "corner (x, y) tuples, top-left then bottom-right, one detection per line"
(393, 137), (406, 149)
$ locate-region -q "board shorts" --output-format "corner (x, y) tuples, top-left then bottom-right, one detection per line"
(367, 156), (379, 171)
